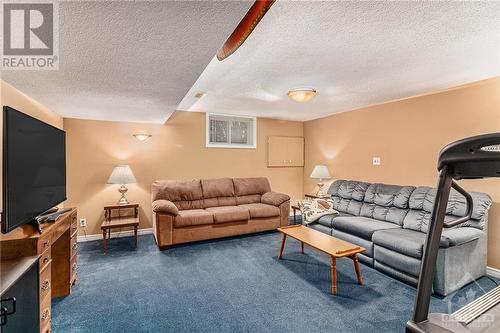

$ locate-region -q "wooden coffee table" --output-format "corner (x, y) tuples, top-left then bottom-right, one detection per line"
(277, 225), (365, 295)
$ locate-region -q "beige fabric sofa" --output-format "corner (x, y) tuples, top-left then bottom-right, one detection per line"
(151, 177), (290, 249)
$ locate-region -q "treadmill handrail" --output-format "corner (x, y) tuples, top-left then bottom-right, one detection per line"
(443, 181), (473, 228)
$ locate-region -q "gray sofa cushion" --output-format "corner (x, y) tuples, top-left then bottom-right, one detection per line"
(372, 228), (484, 259)
(308, 223), (333, 236)
(406, 186), (492, 231)
(333, 229), (375, 258)
(360, 183), (415, 225)
(328, 180), (369, 215)
(372, 229), (427, 259)
(363, 183), (415, 209)
(374, 246), (422, 277)
(316, 212), (353, 228)
(403, 210), (458, 234)
(329, 180), (369, 201)
(331, 216), (400, 240)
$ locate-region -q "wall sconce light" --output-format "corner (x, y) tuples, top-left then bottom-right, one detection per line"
(133, 134), (152, 141)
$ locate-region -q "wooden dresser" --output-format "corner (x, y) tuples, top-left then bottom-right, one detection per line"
(0, 208), (78, 333)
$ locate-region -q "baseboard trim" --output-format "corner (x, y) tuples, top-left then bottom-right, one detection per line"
(77, 228), (153, 242)
(487, 266), (500, 279)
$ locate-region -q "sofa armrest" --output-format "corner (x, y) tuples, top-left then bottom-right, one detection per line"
(440, 227), (483, 247)
(152, 200), (179, 216)
(261, 192), (290, 206)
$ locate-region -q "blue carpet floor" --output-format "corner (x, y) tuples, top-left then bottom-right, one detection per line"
(52, 232), (498, 333)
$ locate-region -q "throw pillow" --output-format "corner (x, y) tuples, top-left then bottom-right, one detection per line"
(299, 198), (338, 225)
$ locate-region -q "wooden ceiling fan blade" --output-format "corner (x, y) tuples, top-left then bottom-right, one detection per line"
(217, 0), (276, 61)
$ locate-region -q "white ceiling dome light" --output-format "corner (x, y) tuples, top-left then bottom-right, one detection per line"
(287, 88), (317, 103)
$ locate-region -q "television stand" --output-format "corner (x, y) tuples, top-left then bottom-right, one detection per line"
(0, 208), (78, 333)
(36, 208), (73, 225)
(30, 220), (43, 234)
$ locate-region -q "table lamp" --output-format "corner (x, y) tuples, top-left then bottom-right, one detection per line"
(107, 165), (136, 205)
(310, 164), (331, 197)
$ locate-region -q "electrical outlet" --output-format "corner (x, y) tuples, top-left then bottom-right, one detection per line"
(79, 218), (87, 227)
(373, 157), (381, 166)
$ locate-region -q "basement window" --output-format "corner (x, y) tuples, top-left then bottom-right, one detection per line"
(206, 113), (256, 148)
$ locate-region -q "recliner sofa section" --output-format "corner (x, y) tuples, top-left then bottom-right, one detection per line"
(308, 180), (491, 296)
(151, 177), (290, 250)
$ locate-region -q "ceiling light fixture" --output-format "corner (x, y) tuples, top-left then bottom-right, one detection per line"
(287, 88), (317, 103)
(133, 134), (152, 141)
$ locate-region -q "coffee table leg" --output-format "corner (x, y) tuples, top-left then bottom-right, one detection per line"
(301, 242), (304, 254)
(102, 230), (107, 254)
(353, 254), (363, 285)
(278, 234), (287, 259)
(330, 257), (337, 295)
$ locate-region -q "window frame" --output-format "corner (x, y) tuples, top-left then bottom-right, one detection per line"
(205, 112), (257, 149)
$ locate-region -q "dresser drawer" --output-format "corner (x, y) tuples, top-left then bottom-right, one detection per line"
(40, 293), (51, 331)
(53, 217), (70, 240)
(39, 263), (52, 301)
(37, 232), (53, 254)
(40, 248), (52, 272)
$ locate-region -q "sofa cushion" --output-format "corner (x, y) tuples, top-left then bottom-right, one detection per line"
(328, 180), (370, 215)
(407, 186), (492, 230)
(201, 178), (237, 208)
(372, 229), (427, 259)
(174, 209), (214, 228)
(152, 179), (203, 201)
(372, 227), (484, 259)
(201, 178), (235, 198)
(329, 180), (370, 201)
(152, 180), (204, 210)
(236, 194), (262, 205)
(403, 210), (459, 233)
(316, 212), (353, 228)
(331, 216), (400, 240)
(364, 183), (415, 209)
(333, 229), (375, 258)
(238, 203), (280, 218)
(360, 183), (415, 225)
(374, 246), (422, 277)
(205, 206), (250, 223)
(233, 177), (271, 196)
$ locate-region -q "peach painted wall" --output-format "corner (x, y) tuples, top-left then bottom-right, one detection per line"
(64, 112), (304, 236)
(0, 81), (64, 213)
(303, 78), (500, 268)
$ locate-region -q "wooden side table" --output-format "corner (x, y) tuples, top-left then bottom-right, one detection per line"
(101, 203), (139, 254)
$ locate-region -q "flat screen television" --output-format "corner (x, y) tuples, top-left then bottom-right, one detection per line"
(2, 106), (66, 234)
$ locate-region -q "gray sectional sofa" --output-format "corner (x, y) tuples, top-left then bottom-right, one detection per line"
(307, 180), (492, 296)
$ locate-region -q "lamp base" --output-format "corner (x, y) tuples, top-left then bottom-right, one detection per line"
(118, 185), (130, 205)
(316, 182), (326, 197)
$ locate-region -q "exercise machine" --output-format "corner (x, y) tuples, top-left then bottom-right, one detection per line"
(407, 132), (500, 333)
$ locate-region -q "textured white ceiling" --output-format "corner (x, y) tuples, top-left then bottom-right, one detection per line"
(178, 1), (500, 121)
(2, 1), (251, 123)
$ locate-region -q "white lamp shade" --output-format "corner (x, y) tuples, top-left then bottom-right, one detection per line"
(310, 165), (331, 180)
(107, 165), (136, 184)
